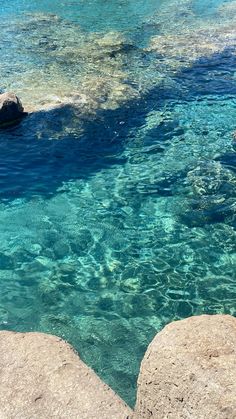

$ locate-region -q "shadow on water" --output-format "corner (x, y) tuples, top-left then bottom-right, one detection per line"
(0, 46), (235, 203)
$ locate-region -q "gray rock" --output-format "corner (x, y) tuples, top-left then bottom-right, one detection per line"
(0, 331), (132, 418)
(0, 92), (26, 126)
(134, 315), (236, 419)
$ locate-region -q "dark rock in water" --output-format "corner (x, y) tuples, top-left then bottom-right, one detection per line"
(0, 92), (27, 127)
(216, 152), (236, 172)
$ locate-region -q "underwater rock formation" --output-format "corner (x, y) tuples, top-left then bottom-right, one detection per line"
(0, 331), (132, 419)
(147, 21), (236, 73)
(2, 1), (236, 114)
(134, 315), (236, 419)
(1, 13), (138, 113)
(0, 92), (26, 126)
(144, 0), (236, 84)
(181, 161), (236, 227)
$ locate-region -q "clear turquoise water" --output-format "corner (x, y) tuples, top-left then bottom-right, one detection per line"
(0, 0), (236, 406)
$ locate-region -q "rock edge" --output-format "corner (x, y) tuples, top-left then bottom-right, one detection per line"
(0, 331), (132, 419)
(134, 314), (236, 419)
(0, 92), (27, 127)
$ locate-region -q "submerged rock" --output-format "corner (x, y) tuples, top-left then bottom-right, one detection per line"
(0, 331), (132, 418)
(0, 92), (26, 126)
(181, 161), (236, 227)
(1, 13), (139, 113)
(134, 315), (236, 419)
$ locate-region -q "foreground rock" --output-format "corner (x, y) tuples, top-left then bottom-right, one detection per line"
(0, 331), (132, 419)
(134, 315), (236, 419)
(0, 92), (26, 126)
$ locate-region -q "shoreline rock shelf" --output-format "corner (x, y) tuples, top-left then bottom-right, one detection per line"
(0, 331), (132, 419)
(0, 315), (235, 418)
(134, 315), (236, 419)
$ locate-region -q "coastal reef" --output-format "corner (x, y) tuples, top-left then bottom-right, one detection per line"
(1, 13), (139, 113)
(0, 331), (132, 419)
(0, 92), (26, 126)
(2, 0), (236, 114)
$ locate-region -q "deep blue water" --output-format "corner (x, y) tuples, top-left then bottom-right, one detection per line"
(0, 0), (236, 406)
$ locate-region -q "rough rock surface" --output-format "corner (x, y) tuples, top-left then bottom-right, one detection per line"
(134, 315), (236, 419)
(0, 92), (25, 125)
(0, 331), (132, 419)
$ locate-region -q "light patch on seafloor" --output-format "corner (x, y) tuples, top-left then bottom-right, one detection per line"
(1, 1), (236, 114)
(1, 14), (139, 112)
(146, 0), (236, 75)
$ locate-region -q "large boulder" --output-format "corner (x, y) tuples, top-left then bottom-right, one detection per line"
(0, 331), (132, 419)
(134, 315), (236, 419)
(0, 92), (26, 126)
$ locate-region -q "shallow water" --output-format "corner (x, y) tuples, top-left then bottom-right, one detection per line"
(0, 0), (236, 406)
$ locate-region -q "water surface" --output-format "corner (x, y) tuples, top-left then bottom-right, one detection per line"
(0, 0), (236, 406)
